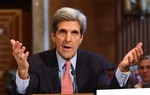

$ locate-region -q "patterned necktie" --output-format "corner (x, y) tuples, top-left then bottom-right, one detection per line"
(61, 61), (73, 94)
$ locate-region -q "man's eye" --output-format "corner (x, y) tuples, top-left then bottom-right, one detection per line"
(72, 31), (79, 35)
(60, 30), (65, 33)
(139, 66), (144, 70)
(147, 66), (150, 69)
(59, 30), (65, 33)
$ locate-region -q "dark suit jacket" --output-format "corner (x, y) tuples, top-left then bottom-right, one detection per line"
(12, 48), (127, 95)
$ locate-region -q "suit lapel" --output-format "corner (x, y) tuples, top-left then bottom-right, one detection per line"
(42, 49), (61, 93)
(43, 66), (61, 93)
(76, 50), (90, 92)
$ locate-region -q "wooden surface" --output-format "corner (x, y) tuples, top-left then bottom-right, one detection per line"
(32, 93), (94, 95)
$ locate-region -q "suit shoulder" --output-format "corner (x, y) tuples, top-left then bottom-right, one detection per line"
(27, 49), (56, 66)
(28, 49), (55, 59)
(78, 49), (103, 59)
(28, 50), (47, 60)
(78, 49), (112, 65)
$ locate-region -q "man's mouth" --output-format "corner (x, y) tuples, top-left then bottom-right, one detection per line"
(63, 46), (71, 49)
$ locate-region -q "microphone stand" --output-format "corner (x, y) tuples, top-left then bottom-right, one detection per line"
(71, 66), (78, 93)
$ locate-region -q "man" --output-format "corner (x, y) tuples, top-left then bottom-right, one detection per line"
(10, 7), (143, 95)
(134, 55), (150, 88)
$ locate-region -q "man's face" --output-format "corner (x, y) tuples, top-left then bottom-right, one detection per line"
(51, 21), (83, 60)
(138, 60), (150, 82)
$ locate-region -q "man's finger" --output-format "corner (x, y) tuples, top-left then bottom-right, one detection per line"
(136, 42), (143, 48)
(10, 39), (16, 46)
(23, 51), (29, 60)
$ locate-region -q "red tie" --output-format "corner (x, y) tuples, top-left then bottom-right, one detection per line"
(61, 61), (73, 94)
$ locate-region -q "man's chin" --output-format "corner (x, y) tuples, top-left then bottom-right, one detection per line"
(62, 54), (74, 60)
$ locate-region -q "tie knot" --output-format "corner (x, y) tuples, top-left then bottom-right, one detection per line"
(65, 61), (71, 70)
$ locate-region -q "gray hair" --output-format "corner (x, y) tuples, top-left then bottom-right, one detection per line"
(52, 7), (87, 35)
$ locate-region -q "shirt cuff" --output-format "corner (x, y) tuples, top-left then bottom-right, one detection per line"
(15, 70), (30, 94)
(115, 67), (130, 87)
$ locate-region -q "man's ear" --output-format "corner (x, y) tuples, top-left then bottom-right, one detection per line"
(80, 35), (84, 44)
(51, 33), (56, 42)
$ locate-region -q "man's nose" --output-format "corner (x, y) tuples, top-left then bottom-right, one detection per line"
(65, 33), (71, 42)
(143, 68), (147, 72)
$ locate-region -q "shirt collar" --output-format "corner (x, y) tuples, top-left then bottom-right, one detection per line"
(56, 51), (77, 71)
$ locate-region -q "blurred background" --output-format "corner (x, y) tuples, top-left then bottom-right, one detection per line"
(0, 0), (150, 94)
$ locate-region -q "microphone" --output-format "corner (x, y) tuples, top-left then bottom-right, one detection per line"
(71, 69), (78, 93)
